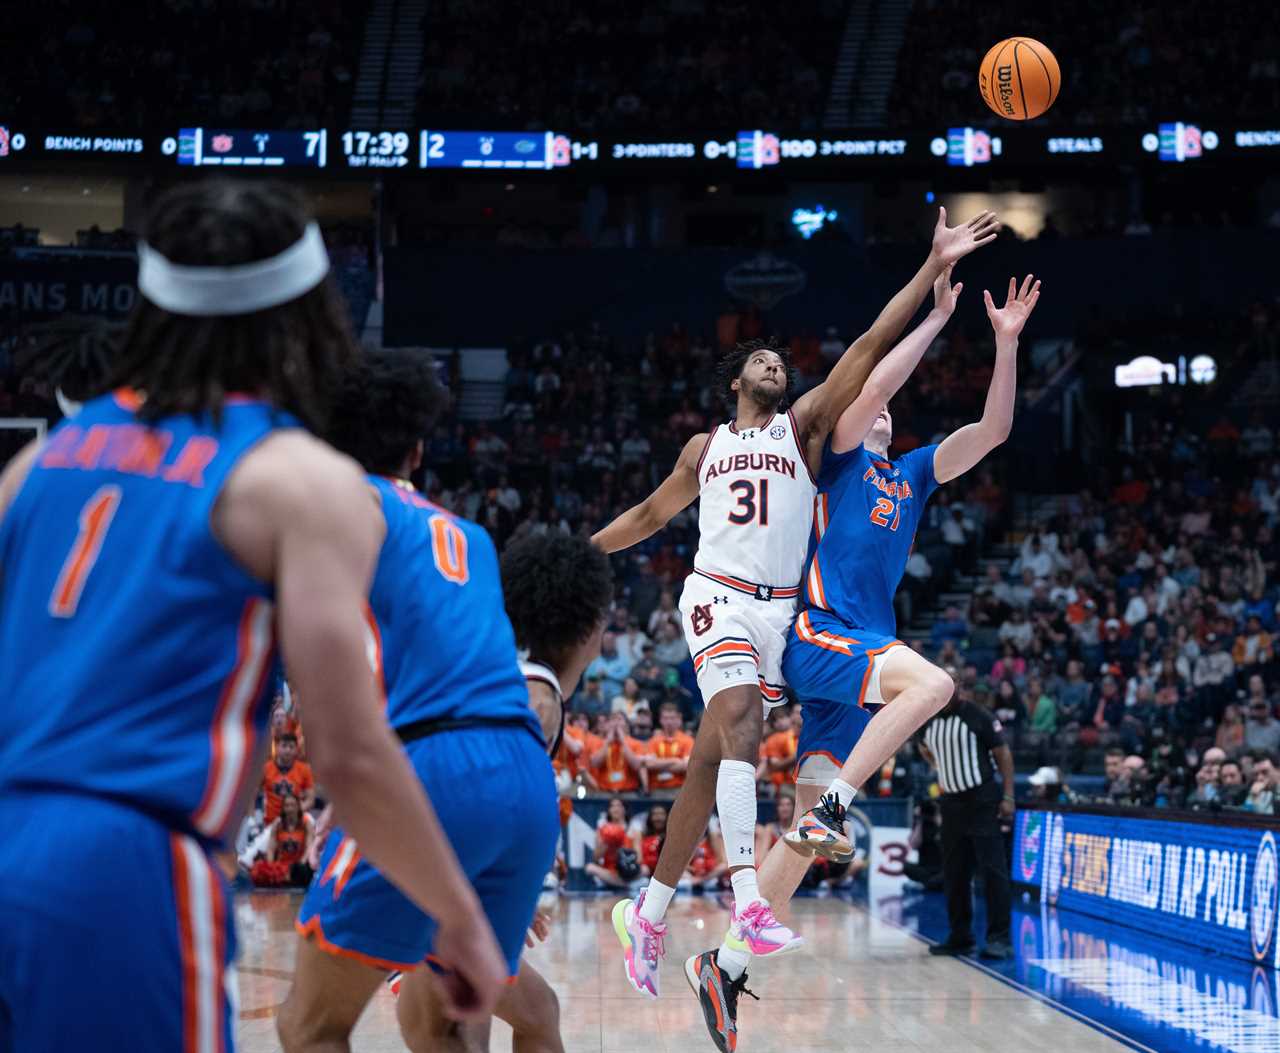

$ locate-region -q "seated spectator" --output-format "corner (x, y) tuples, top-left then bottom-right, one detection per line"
(261, 732), (314, 823)
(610, 677), (648, 719)
(647, 590), (681, 639)
(586, 798), (638, 888)
(616, 617), (652, 668)
(998, 608), (1034, 651)
(1219, 760), (1248, 806)
(573, 673), (611, 719)
(634, 804), (668, 877)
(1245, 753), (1278, 815)
(1217, 703), (1247, 755)
(1026, 677), (1058, 737)
(630, 707), (655, 742)
(1244, 691), (1280, 753)
(990, 643), (1027, 684)
(586, 631), (632, 700)
(756, 791), (796, 861)
(759, 707), (799, 792)
(653, 620), (690, 667)
(993, 679), (1027, 746)
(1102, 747), (1129, 799)
(1015, 534), (1055, 581)
(1193, 635), (1236, 724)
(250, 791), (316, 888)
(930, 605), (969, 649)
(630, 644), (668, 704)
(645, 702), (694, 794)
(1234, 615), (1274, 671)
(589, 712), (646, 793)
(680, 823), (728, 891)
(1186, 761), (1223, 808)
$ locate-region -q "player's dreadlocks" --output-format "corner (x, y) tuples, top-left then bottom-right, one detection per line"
(325, 348), (446, 476)
(108, 180), (358, 432)
(713, 337), (797, 412)
(500, 534), (614, 669)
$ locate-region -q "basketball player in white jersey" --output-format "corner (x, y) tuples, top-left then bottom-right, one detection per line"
(594, 207), (1001, 1008)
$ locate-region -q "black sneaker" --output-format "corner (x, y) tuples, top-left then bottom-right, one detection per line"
(684, 950), (759, 1052)
(979, 939), (1012, 960)
(783, 793), (853, 861)
(928, 940), (976, 956)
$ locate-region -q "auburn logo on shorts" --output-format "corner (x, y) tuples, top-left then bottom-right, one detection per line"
(691, 603), (714, 636)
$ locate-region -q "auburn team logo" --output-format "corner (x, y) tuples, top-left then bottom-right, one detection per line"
(770, 424), (786, 440)
(691, 603), (714, 636)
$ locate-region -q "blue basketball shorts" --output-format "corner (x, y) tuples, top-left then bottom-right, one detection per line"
(782, 609), (906, 785)
(0, 790), (236, 1053)
(297, 726), (558, 977)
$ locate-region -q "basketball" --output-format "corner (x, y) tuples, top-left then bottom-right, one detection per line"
(978, 37), (1060, 120)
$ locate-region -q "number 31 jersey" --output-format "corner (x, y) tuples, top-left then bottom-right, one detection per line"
(694, 411), (816, 590)
(802, 441), (940, 634)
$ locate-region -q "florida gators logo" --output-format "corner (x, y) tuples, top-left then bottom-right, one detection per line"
(691, 603), (713, 636)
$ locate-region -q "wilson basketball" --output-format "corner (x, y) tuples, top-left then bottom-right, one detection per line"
(978, 37), (1060, 121)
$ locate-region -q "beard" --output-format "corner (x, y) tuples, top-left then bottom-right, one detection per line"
(741, 376), (784, 412)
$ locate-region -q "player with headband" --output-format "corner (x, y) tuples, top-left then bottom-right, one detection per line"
(0, 181), (507, 1051)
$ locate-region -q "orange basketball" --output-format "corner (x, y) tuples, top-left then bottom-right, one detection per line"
(978, 37), (1060, 121)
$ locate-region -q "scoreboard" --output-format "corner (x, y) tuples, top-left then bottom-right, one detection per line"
(1, 120), (1278, 175)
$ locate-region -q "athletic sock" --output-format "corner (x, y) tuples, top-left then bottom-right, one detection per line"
(825, 778), (857, 811)
(717, 759), (761, 910)
(717, 941), (751, 981)
(638, 878), (675, 924)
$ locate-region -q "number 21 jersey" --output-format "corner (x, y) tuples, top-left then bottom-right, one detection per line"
(694, 411), (816, 589)
(802, 442), (940, 634)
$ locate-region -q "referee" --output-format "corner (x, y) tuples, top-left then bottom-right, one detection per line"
(918, 681), (1015, 960)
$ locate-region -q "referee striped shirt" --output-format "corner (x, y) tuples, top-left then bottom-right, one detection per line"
(922, 701), (1005, 795)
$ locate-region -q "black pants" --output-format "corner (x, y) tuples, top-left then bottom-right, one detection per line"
(939, 792), (1011, 945)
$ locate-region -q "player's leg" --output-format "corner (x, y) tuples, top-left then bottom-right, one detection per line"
(498, 961), (564, 1053)
(791, 645), (952, 859)
(757, 781), (822, 909)
(397, 968), (490, 1053)
(277, 938), (387, 1053)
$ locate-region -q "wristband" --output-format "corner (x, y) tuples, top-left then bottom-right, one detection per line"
(1002, 794), (1016, 802)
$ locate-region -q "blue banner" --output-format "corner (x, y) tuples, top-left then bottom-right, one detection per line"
(1015, 806), (1280, 968)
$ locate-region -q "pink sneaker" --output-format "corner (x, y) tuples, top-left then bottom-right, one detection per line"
(612, 892), (667, 999)
(725, 900), (803, 959)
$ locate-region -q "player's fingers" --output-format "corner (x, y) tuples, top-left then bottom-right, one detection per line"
(1018, 273), (1034, 299)
(972, 214), (1000, 235)
(1027, 290), (1041, 312)
(971, 230), (999, 248)
(936, 205), (947, 228)
(966, 209), (990, 229)
(1006, 276), (1017, 304)
(983, 289), (995, 313)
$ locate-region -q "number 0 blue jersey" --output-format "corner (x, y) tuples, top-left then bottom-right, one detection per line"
(0, 390), (297, 847)
(801, 441), (939, 635)
(366, 477), (538, 739)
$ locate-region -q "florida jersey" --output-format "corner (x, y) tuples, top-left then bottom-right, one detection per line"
(694, 411), (816, 589)
(802, 442), (939, 634)
(367, 477), (539, 741)
(0, 390), (295, 848)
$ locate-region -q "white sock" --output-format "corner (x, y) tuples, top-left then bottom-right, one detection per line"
(826, 778), (857, 810)
(730, 866), (761, 911)
(717, 941), (751, 981)
(638, 879), (675, 924)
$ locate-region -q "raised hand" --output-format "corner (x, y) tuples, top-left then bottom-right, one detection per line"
(931, 264), (963, 316)
(931, 207), (1001, 266)
(984, 274), (1042, 342)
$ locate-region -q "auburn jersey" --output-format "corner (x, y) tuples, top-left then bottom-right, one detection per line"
(694, 412), (816, 589)
(0, 391), (295, 848)
(802, 442), (940, 634)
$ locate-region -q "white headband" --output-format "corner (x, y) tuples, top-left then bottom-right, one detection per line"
(137, 222), (330, 316)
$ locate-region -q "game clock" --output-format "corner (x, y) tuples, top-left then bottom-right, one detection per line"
(340, 130), (412, 169)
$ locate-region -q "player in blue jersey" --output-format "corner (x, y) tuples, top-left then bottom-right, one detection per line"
(685, 269), (1041, 1051)
(280, 350), (562, 1053)
(0, 182), (508, 1052)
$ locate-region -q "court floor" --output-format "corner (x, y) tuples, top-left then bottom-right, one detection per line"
(233, 887), (1226, 1053)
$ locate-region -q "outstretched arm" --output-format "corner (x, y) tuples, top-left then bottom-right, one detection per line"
(790, 208), (1001, 447)
(934, 275), (1041, 485)
(591, 433), (704, 553)
(832, 266), (962, 454)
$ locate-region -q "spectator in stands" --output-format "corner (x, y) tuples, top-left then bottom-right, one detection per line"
(647, 590), (681, 639)
(682, 823), (728, 892)
(631, 707), (655, 742)
(1245, 691), (1280, 753)
(1234, 615), (1274, 672)
(1102, 748), (1130, 800)
(1245, 753), (1278, 815)
(573, 673), (610, 720)
(586, 632), (631, 701)
(1219, 760), (1248, 806)
(1016, 534), (1055, 582)
(652, 620), (690, 667)
(755, 791), (796, 861)
(998, 608), (1033, 651)
(610, 677), (647, 719)
(261, 732), (314, 823)
(589, 712), (646, 794)
(1193, 635), (1236, 724)
(634, 804), (668, 878)
(759, 707), (799, 793)
(615, 616), (651, 668)
(629, 643), (667, 705)
(1186, 761), (1222, 807)
(559, 711), (595, 786)
(644, 702), (693, 795)
(1217, 703), (1248, 755)
(931, 605), (969, 649)
(586, 798), (636, 889)
(259, 791), (316, 888)
(991, 642), (1026, 684)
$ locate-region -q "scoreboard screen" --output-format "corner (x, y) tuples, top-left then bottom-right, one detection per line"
(419, 130), (569, 169)
(173, 128), (327, 168)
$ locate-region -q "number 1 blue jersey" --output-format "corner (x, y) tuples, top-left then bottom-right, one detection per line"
(0, 391), (296, 848)
(801, 442), (939, 635)
(366, 477), (539, 739)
